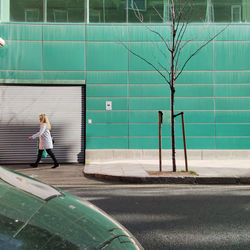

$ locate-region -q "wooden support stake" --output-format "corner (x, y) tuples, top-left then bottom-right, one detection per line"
(181, 112), (188, 172)
(158, 111), (163, 172)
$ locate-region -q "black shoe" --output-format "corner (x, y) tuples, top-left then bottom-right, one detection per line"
(51, 163), (60, 169)
(30, 163), (38, 168)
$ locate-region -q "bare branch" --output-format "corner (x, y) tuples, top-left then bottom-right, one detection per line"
(146, 26), (172, 53)
(174, 24), (190, 70)
(152, 5), (165, 23)
(175, 24), (229, 81)
(174, 0), (193, 49)
(132, 3), (172, 53)
(154, 41), (171, 68)
(174, 22), (188, 58)
(133, 4), (144, 22)
(120, 42), (170, 85)
(175, 0), (191, 33)
(158, 61), (170, 81)
(175, 19), (186, 45)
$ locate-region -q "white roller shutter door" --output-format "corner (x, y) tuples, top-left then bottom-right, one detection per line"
(0, 85), (85, 164)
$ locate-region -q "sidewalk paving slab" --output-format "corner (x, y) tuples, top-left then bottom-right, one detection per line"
(2, 160), (250, 186)
(83, 160), (250, 185)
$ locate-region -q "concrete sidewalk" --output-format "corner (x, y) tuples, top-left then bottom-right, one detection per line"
(3, 164), (106, 187)
(83, 160), (250, 184)
(3, 160), (250, 187)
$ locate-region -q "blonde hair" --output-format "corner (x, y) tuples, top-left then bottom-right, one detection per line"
(39, 114), (51, 130)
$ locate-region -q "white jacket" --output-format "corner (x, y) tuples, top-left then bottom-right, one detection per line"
(31, 123), (53, 150)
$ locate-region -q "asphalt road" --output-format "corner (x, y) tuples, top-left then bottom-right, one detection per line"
(63, 184), (250, 250)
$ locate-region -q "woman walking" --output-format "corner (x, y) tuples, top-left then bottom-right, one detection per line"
(28, 114), (59, 169)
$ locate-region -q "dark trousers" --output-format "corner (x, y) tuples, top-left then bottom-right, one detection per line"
(35, 149), (58, 165)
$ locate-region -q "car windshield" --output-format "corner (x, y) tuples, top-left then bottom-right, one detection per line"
(0, 167), (62, 201)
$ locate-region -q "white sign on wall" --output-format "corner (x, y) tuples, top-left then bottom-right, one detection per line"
(106, 101), (112, 111)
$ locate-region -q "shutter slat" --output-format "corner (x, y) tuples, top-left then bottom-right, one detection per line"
(0, 86), (84, 164)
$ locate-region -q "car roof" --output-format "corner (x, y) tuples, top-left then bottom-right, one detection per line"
(0, 167), (61, 201)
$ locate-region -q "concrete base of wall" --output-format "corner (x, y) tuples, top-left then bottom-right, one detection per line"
(85, 149), (250, 162)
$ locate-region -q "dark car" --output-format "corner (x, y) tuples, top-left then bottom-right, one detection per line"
(0, 166), (143, 249)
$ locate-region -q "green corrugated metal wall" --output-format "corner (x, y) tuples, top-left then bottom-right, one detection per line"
(0, 23), (250, 150)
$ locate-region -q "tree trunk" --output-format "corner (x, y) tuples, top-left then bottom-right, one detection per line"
(171, 86), (176, 172)
(171, 0), (176, 172)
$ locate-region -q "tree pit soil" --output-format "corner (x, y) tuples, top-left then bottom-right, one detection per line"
(147, 171), (198, 177)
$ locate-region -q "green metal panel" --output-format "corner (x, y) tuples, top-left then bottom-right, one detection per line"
(175, 71), (214, 84)
(86, 25), (128, 41)
(43, 24), (85, 41)
(86, 137), (128, 149)
(175, 97), (214, 110)
(216, 124), (250, 136)
(216, 111), (250, 123)
(182, 25), (216, 41)
(215, 25), (250, 41)
(129, 137), (167, 149)
(215, 98), (250, 110)
(129, 71), (167, 84)
(177, 42), (213, 71)
(43, 42), (85, 71)
(0, 22), (250, 151)
(86, 42), (128, 71)
(130, 110), (186, 124)
(0, 24), (42, 40)
(129, 111), (159, 123)
(128, 42), (169, 71)
(86, 111), (128, 123)
(43, 71), (85, 80)
(184, 124), (215, 137)
(0, 71), (42, 80)
(129, 41), (213, 71)
(175, 84), (214, 97)
(129, 97), (169, 110)
(87, 124), (128, 136)
(128, 136), (210, 149)
(87, 85), (128, 97)
(0, 79), (84, 85)
(177, 111), (215, 123)
(0, 41), (42, 70)
(129, 124), (166, 137)
(215, 42), (250, 70)
(215, 71), (250, 84)
(87, 71), (128, 84)
(185, 137), (215, 149)
(87, 98), (128, 110)
(216, 138), (250, 149)
(215, 84), (250, 97)
(129, 25), (171, 42)
(129, 71), (214, 85)
(129, 84), (170, 97)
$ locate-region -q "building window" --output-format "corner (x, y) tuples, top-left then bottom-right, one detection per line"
(231, 5), (241, 22)
(47, 0), (85, 23)
(167, 0), (208, 23)
(212, 0), (243, 22)
(128, 0), (147, 11)
(89, 0), (126, 23)
(6, 0), (250, 23)
(128, 0), (163, 23)
(10, 0), (43, 22)
(128, 0), (164, 22)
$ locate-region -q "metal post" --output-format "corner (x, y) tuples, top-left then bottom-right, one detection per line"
(158, 111), (163, 172)
(174, 112), (188, 172)
(181, 112), (188, 172)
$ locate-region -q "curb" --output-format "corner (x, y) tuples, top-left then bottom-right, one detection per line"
(83, 172), (250, 185)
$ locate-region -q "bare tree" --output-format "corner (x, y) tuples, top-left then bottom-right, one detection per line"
(122, 0), (228, 172)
